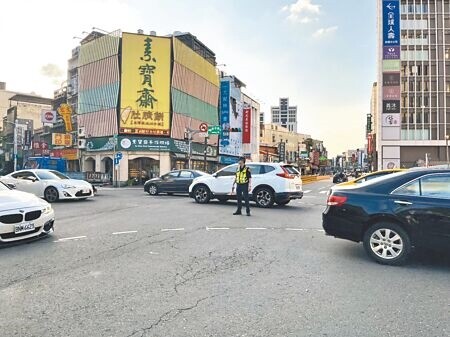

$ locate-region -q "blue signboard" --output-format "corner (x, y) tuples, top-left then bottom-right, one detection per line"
(383, 1), (400, 46)
(219, 81), (230, 147)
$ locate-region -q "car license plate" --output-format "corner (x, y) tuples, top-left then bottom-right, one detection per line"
(14, 223), (35, 234)
(295, 185), (301, 190)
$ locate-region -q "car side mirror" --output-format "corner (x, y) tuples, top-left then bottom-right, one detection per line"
(7, 183), (16, 189)
(212, 173), (218, 178)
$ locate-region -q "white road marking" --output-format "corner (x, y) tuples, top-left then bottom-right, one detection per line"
(319, 191), (328, 194)
(316, 229), (325, 232)
(54, 236), (87, 242)
(149, 252), (160, 255)
(206, 226), (230, 231)
(303, 190), (312, 194)
(112, 230), (138, 235)
(285, 228), (306, 231)
(161, 228), (185, 232)
(245, 227), (267, 230)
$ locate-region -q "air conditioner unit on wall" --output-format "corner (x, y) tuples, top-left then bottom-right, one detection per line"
(78, 139), (86, 149)
(78, 126), (86, 138)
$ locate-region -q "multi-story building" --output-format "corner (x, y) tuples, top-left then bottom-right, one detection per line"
(377, 0), (450, 169)
(76, 30), (252, 183)
(259, 123), (309, 163)
(1, 93), (52, 172)
(271, 97), (298, 132)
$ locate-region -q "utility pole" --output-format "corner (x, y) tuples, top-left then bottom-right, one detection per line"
(13, 119), (18, 171)
(446, 135), (449, 168)
(185, 128), (201, 170)
(203, 136), (208, 172)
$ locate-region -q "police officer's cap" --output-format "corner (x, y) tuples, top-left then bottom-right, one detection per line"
(238, 156), (246, 163)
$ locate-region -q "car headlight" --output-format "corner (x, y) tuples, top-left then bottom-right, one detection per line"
(61, 184), (76, 189)
(42, 204), (52, 214)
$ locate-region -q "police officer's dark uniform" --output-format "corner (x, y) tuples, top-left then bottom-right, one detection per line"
(232, 157), (252, 216)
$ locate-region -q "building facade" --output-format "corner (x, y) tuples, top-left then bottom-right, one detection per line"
(271, 97), (298, 132)
(377, 0), (450, 169)
(259, 123), (309, 163)
(1, 93), (52, 172)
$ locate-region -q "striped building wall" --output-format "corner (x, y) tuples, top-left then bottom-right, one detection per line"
(77, 31), (121, 138)
(171, 38), (219, 146)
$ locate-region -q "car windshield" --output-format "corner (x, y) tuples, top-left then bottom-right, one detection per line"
(35, 170), (70, 180)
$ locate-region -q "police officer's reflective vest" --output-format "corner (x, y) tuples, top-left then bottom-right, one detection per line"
(235, 167), (249, 184)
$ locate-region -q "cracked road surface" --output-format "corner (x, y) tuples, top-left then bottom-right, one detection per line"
(1, 182), (449, 337)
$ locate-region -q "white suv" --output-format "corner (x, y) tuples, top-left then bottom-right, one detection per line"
(189, 163), (303, 208)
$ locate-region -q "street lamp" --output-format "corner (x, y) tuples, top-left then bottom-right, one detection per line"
(185, 128), (201, 169)
(446, 134), (449, 168)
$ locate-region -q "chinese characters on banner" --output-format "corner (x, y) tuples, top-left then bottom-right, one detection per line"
(242, 107), (251, 144)
(33, 141), (50, 156)
(57, 104), (73, 132)
(219, 81), (230, 147)
(119, 33), (171, 136)
(52, 133), (73, 147)
(382, 0), (401, 141)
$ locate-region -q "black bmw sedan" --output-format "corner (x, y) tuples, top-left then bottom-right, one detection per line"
(323, 169), (450, 265)
(144, 170), (208, 195)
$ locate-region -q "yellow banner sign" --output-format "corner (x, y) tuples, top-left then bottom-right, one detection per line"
(120, 33), (171, 136)
(57, 104), (73, 132)
(52, 133), (73, 147)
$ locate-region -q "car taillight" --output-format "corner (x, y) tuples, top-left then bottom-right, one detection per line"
(277, 167), (295, 179)
(327, 195), (347, 206)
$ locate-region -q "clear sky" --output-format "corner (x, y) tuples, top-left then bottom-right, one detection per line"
(0, 0), (377, 156)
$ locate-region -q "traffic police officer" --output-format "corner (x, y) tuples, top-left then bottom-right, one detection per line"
(232, 157), (252, 216)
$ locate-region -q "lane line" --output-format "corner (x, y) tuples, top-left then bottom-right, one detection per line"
(112, 230), (138, 235)
(303, 190), (312, 194)
(316, 229), (325, 232)
(206, 227), (230, 231)
(54, 236), (87, 242)
(319, 191), (328, 194)
(161, 228), (185, 232)
(285, 228), (306, 231)
(245, 227), (267, 230)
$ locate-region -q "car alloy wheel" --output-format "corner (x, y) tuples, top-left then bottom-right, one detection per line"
(148, 184), (158, 196)
(363, 222), (411, 266)
(44, 186), (59, 203)
(255, 188), (274, 208)
(370, 228), (403, 259)
(193, 185), (210, 204)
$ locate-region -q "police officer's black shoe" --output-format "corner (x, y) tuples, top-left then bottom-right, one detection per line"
(246, 212), (251, 216)
(233, 211), (242, 215)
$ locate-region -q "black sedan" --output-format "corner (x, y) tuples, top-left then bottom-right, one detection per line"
(323, 169), (450, 265)
(144, 170), (207, 195)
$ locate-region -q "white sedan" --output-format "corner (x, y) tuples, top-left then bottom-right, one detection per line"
(1, 169), (94, 203)
(0, 181), (55, 243)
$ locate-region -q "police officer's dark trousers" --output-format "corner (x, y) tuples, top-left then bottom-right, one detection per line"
(236, 183), (250, 214)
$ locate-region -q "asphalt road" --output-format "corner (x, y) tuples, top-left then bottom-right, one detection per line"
(1, 180), (449, 337)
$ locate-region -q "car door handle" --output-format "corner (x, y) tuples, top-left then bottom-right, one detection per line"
(394, 200), (413, 206)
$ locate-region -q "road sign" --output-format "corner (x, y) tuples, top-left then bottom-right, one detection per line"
(208, 125), (220, 135)
(199, 123), (208, 132)
(115, 152), (123, 160)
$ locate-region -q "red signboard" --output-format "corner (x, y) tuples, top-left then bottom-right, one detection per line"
(32, 141), (50, 156)
(242, 107), (251, 144)
(367, 134), (373, 154)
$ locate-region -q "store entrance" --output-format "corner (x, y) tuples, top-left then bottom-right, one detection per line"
(128, 157), (159, 185)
